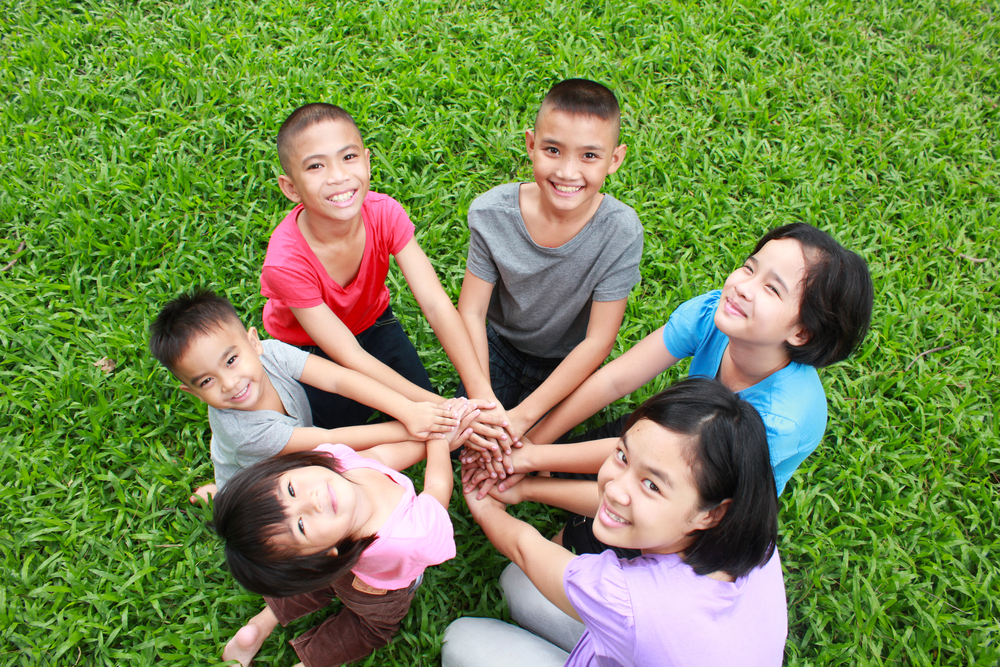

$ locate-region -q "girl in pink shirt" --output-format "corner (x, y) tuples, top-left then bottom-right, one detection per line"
(213, 402), (476, 667)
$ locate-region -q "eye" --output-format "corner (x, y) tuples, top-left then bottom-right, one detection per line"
(306, 162), (322, 170)
(765, 284), (779, 295)
(199, 377), (212, 388)
(615, 448), (627, 465)
(298, 518), (305, 535)
(583, 152), (598, 159)
(226, 355), (237, 366)
(545, 146), (559, 155)
(742, 263), (753, 274)
(287, 482), (296, 498)
(344, 153), (357, 160)
(643, 479), (660, 493)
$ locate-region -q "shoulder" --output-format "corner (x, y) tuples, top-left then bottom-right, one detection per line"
(469, 183), (519, 215)
(596, 194), (643, 233)
(670, 290), (721, 326)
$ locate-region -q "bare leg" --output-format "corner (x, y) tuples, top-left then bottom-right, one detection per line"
(190, 483), (217, 504)
(222, 604), (280, 666)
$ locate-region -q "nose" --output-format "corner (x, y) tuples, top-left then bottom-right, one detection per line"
(734, 275), (753, 300)
(553, 155), (580, 180)
(603, 475), (631, 507)
(326, 162), (347, 184)
(218, 370), (237, 392)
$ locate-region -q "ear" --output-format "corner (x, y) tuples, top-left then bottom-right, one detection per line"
(786, 323), (810, 348)
(326, 546), (339, 557)
(247, 326), (265, 356)
(692, 498), (731, 531)
(277, 173), (302, 202)
(524, 129), (536, 153)
(606, 143), (627, 175)
(179, 384), (193, 395)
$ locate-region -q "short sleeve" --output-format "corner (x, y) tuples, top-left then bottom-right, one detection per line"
(363, 193), (415, 256)
(662, 291), (720, 359)
(591, 214), (643, 302)
(263, 339), (310, 381)
(564, 552), (635, 663)
(261, 264), (325, 309)
(465, 211), (499, 284)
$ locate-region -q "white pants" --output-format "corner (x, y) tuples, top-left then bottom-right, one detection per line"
(441, 563), (585, 666)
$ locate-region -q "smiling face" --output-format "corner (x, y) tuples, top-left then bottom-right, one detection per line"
(594, 419), (719, 554)
(175, 323), (273, 411)
(277, 118), (372, 227)
(268, 464), (364, 556)
(715, 237), (810, 350)
(525, 107), (625, 220)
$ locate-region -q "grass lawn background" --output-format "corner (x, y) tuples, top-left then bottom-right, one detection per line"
(1, 0), (997, 664)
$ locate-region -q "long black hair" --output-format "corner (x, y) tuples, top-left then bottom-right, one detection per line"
(212, 451), (376, 597)
(623, 378), (777, 579)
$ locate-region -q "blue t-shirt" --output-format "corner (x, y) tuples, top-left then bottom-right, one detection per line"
(662, 290), (827, 495)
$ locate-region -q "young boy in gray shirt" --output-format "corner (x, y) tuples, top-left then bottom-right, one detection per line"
(458, 79), (644, 446)
(150, 290), (462, 497)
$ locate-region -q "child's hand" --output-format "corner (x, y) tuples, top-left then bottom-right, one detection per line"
(401, 400), (459, 440)
(462, 478), (506, 519)
(467, 400), (518, 455)
(441, 399), (478, 451)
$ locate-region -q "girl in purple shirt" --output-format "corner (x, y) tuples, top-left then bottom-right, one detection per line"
(447, 379), (787, 666)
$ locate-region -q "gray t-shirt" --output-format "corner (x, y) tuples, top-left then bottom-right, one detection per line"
(466, 183), (644, 358)
(208, 339), (311, 488)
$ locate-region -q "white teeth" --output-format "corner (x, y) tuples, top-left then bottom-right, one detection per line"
(605, 506), (628, 523)
(553, 184), (582, 193)
(232, 385), (249, 400)
(328, 190), (355, 203)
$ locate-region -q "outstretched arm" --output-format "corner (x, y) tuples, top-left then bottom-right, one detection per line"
(290, 302), (442, 403)
(526, 326), (679, 444)
(464, 490), (580, 621)
(299, 354), (455, 439)
(506, 297), (627, 437)
(280, 421), (412, 455)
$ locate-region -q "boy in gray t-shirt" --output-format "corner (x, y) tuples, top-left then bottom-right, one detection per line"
(150, 290), (463, 497)
(458, 79), (643, 445)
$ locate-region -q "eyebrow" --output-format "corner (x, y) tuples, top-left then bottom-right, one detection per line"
(186, 345), (237, 385)
(300, 144), (362, 166)
(538, 137), (606, 152)
(746, 256), (790, 293)
(622, 435), (674, 490)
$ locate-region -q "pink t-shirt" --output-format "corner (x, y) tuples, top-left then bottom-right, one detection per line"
(260, 192), (416, 342)
(314, 444), (456, 590)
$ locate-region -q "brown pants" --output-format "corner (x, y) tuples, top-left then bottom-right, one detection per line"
(265, 572), (418, 667)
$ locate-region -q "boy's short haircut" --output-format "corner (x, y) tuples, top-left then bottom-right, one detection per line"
(276, 103), (359, 174)
(536, 79), (622, 143)
(149, 289), (243, 375)
(754, 223), (874, 368)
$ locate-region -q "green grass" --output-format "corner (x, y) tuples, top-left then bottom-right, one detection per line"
(1, 0), (998, 664)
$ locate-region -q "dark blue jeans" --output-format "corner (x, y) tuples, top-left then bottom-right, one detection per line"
(299, 305), (434, 430)
(457, 323), (563, 410)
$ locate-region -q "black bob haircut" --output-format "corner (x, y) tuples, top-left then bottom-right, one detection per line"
(211, 450), (376, 598)
(623, 378), (777, 580)
(752, 223), (874, 368)
(537, 79), (621, 143)
(149, 289), (243, 375)
(276, 103), (359, 175)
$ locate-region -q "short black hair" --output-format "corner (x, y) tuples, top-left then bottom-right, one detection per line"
(211, 450), (376, 598)
(276, 103), (360, 174)
(149, 289), (243, 375)
(536, 79), (621, 143)
(623, 378), (777, 580)
(752, 223), (874, 368)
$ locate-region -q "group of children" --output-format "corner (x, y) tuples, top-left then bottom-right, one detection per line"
(149, 78), (873, 667)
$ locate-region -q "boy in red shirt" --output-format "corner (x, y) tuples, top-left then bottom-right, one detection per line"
(261, 104), (509, 442)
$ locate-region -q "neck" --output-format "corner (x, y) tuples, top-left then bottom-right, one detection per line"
(719, 341), (792, 392)
(297, 207), (363, 245)
(255, 373), (286, 415)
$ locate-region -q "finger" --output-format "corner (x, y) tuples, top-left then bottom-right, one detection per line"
(497, 473), (526, 493)
(476, 476), (498, 499)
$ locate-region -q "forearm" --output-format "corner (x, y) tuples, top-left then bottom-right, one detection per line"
(511, 336), (614, 427)
(282, 422), (413, 454)
(331, 366), (435, 422)
(515, 438), (618, 475)
(421, 438), (455, 508)
(459, 308), (492, 382)
(517, 477), (601, 517)
(337, 348), (441, 403)
(425, 301), (495, 399)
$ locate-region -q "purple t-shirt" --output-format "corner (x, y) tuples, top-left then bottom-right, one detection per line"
(563, 549), (787, 666)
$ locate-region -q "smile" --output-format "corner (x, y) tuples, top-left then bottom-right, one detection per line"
(327, 484), (338, 513)
(552, 183), (583, 194)
(327, 190), (356, 204)
(598, 502), (631, 527)
(230, 384), (250, 401)
(724, 297), (747, 318)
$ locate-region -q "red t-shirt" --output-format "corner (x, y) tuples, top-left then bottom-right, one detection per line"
(260, 192), (415, 343)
